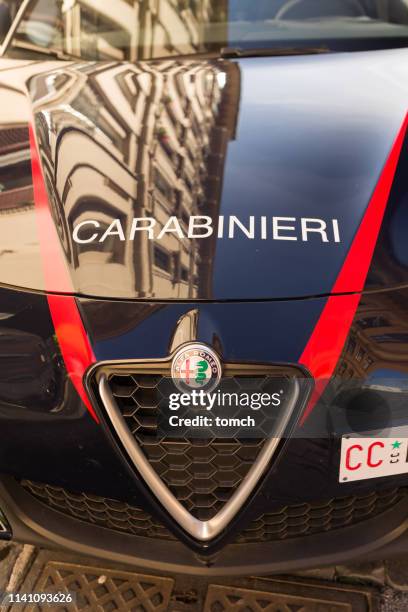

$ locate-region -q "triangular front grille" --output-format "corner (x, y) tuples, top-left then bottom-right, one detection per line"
(92, 361), (305, 541)
(123, 436), (266, 522)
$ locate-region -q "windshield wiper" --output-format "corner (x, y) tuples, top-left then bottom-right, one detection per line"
(220, 46), (330, 58)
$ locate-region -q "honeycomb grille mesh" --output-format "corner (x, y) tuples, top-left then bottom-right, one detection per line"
(106, 372), (277, 520)
(21, 479), (176, 541)
(21, 480), (406, 544)
(237, 487), (406, 542)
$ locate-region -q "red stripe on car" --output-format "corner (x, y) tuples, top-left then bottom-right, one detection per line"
(47, 294), (98, 422)
(300, 113), (408, 424)
(29, 125), (98, 423)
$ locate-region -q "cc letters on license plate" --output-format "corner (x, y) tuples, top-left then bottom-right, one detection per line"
(339, 434), (408, 482)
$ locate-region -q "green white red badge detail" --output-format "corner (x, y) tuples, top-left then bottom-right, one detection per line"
(171, 343), (222, 393)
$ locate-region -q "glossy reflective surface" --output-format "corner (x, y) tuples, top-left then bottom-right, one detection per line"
(9, 0), (408, 62)
(0, 39), (406, 559)
(0, 50), (406, 298)
(0, 282), (408, 552)
(367, 135), (408, 290)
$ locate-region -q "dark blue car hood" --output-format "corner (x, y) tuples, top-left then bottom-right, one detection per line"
(0, 50), (406, 299)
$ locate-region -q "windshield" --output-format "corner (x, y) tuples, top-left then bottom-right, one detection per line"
(7, 0), (408, 60)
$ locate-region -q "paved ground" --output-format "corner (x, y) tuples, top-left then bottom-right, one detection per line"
(0, 542), (408, 610)
(296, 560), (408, 610)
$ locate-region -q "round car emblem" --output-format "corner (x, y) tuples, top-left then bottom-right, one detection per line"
(171, 343), (222, 393)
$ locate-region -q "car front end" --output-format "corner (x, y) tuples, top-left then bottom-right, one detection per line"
(0, 0), (406, 575)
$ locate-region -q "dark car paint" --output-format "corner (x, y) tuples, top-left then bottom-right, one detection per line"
(0, 50), (406, 299)
(79, 298), (326, 363)
(0, 283), (407, 554)
(367, 134), (408, 289)
(0, 48), (406, 563)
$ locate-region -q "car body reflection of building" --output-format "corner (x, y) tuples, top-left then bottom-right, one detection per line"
(0, 111), (38, 287)
(337, 290), (408, 380)
(15, 0), (226, 61)
(32, 58), (241, 298)
(0, 61), (71, 290)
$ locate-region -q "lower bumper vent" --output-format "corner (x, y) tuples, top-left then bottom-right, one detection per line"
(21, 480), (175, 541)
(20, 480), (406, 544)
(237, 487), (406, 542)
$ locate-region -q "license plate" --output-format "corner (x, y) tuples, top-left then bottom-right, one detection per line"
(339, 435), (408, 482)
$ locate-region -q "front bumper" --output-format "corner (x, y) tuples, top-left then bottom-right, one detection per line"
(0, 477), (408, 575)
(1, 285), (408, 572)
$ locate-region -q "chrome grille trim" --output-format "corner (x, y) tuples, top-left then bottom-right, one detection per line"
(98, 373), (300, 541)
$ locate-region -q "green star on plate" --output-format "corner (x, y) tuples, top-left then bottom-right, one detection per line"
(392, 441), (402, 449)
